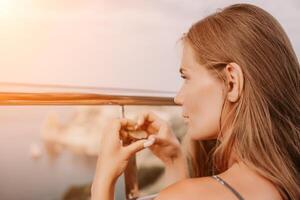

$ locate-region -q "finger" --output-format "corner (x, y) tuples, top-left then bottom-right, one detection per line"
(120, 117), (137, 131)
(136, 111), (154, 126)
(119, 118), (138, 144)
(145, 120), (161, 133)
(123, 137), (156, 158)
(120, 129), (128, 139)
(136, 111), (162, 130)
(147, 134), (167, 146)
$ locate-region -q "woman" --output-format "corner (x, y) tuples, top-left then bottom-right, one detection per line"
(91, 3), (300, 200)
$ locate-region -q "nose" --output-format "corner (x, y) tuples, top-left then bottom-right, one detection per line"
(174, 91), (183, 106)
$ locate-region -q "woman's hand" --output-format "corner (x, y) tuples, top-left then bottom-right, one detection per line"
(91, 117), (155, 200)
(135, 111), (189, 181)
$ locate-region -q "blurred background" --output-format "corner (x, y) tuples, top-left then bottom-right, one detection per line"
(0, 0), (299, 200)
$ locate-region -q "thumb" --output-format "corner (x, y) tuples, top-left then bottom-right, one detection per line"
(123, 137), (156, 158)
(146, 134), (171, 147)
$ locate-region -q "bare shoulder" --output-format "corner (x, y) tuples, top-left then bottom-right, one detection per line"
(153, 162), (283, 200)
(153, 177), (226, 200)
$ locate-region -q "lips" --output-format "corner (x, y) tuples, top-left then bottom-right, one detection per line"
(183, 115), (189, 123)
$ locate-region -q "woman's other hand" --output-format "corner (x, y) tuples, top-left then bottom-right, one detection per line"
(135, 111), (189, 181)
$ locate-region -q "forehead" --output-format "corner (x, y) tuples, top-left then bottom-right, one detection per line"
(179, 42), (204, 73)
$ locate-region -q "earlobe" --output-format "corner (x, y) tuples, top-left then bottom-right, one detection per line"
(224, 63), (244, 103)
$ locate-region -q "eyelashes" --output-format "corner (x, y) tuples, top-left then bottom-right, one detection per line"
(180, 75), (187, 80)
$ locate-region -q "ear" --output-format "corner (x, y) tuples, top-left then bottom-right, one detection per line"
(224, 62), (244, 102)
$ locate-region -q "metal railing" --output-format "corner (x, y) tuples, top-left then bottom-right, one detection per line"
(0, 82), (178, 200)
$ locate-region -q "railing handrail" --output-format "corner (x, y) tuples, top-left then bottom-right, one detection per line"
(0, 82), (178, 106)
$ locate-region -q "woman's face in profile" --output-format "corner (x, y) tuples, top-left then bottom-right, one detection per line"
(174, 42), (225, 140)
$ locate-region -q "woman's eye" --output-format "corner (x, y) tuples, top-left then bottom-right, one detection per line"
(181, 75), (188, 80)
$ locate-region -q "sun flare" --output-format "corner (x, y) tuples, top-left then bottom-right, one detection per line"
(0, 0), (16, 17)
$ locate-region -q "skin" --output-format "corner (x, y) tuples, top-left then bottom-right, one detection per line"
(91, 42), (282, 200)
(174, 41), (227, 141)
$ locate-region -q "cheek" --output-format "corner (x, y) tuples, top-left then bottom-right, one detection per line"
(185, 79), (224, 140)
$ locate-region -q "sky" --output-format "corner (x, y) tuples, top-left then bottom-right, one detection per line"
(0, 0), (299, 93)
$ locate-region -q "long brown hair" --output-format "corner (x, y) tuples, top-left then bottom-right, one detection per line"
(181, 3), (300, 200)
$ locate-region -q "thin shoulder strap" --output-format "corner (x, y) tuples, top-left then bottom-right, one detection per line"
(211, 175), (245, 200)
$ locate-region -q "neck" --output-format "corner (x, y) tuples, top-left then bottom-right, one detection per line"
(228, 150), (239, 168)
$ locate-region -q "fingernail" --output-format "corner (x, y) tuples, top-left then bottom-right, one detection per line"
(143, 138), (155, 148)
